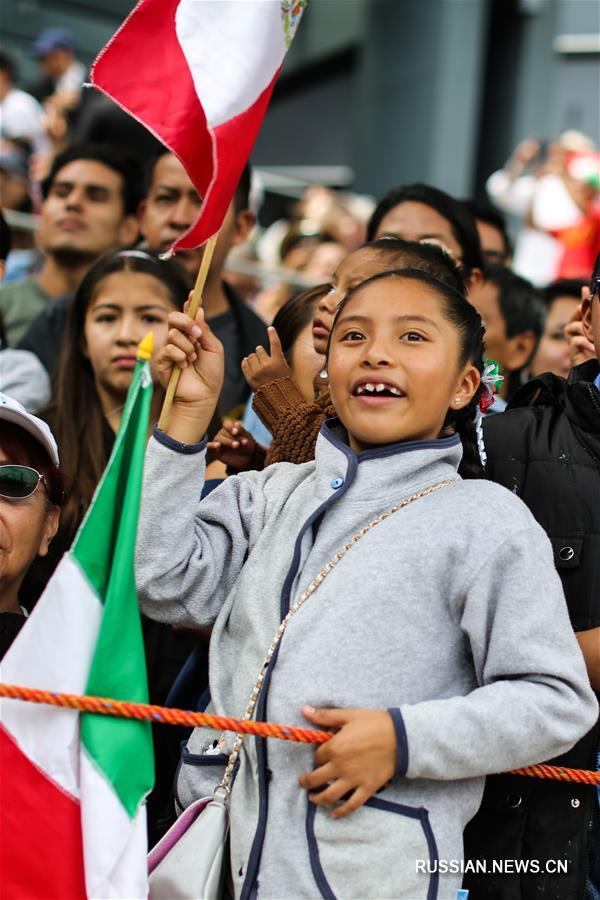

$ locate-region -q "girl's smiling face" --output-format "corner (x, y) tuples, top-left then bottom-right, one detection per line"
(327, 276), (480, 452)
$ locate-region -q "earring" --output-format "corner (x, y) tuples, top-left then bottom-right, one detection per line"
(320, 370), (328, 379)
(455, 397), (461, 405)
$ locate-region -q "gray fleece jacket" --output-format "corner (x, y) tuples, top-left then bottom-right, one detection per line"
(136, 420), (598, 900)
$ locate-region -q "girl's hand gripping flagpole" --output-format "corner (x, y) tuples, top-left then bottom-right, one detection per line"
(158, 231), (219, 431)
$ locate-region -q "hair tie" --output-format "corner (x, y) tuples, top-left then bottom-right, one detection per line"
(476, 361), (504, 466)
(116, 249), (158, 262)
(479, 360), (503, 414)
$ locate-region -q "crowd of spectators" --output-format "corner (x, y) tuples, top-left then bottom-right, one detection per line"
(1, 25), (599, 898)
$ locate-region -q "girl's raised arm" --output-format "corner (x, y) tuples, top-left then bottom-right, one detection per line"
(135, 303), (259, 627)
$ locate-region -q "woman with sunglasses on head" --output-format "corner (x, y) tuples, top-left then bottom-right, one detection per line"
(0, 394), (64, 659)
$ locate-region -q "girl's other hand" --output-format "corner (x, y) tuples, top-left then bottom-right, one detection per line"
(298, 707), (397, 818)
(207, 420), (259, 471)
(565, 294), (595, 368)
(242, 326), (292, 391)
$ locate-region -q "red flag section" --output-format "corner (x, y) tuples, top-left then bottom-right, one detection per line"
(0, 726), (86, 899)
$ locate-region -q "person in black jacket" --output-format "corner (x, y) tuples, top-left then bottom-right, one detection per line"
(463, 254), (600, 899)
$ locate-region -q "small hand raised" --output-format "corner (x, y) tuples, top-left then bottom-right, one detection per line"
(242, 326), (292, 391)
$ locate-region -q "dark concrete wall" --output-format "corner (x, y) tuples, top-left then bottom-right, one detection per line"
(1, 0), (597, 201)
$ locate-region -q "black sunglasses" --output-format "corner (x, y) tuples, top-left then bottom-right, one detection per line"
(0, 465), (47, 500)
(592, 276), (600, 297)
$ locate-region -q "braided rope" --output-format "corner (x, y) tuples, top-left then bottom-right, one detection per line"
(509, 763), (600, 786)
(1, 684), (598, 785)
(0, 683), (329, 744)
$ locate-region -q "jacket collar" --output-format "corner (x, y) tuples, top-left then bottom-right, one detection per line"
(509, 361), (600, 442)
(567, 358), (600, 386)
(564, 360), (600, 439)
(509, 359), (600, 423)
(313, 418), (462, 504)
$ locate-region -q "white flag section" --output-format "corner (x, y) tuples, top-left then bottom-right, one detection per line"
(176, 0), (295, 126)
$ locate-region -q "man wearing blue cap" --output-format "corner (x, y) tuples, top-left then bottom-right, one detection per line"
(31, 27), (85, 106)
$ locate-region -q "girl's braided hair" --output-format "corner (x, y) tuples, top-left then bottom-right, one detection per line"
(328, 267), (486, 479)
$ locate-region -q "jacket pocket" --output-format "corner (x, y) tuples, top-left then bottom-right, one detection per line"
(174, 726), (230, 813)
(181, 749), (229, 768)
(306, 795), (439, 900)
(549, 533), (584, 569)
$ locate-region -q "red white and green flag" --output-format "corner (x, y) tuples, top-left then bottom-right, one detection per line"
(0, 339), (155, 899)
(90, 0), (307, 252)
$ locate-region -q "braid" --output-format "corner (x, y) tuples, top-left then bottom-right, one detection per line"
(444, 321), (486, 480)
(451, 396), (485, 479)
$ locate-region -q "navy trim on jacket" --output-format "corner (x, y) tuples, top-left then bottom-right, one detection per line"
(152, 426), (207, 455)
(388, 707), (409, 776)
(305, 796), (439, 900)
(241, 430), (358, 899)
(320, 417), (461, 462)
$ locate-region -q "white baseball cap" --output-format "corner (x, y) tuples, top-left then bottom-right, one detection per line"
(0, 392), (60, 466)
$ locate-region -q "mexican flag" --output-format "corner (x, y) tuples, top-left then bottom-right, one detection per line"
(0, 339), (155, 899)
(90, 0), (307, 251)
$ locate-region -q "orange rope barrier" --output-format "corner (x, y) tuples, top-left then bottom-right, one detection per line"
(509, 762), (600, 786)
(0, 683), (330, 744)
(1, 683), (598, 785)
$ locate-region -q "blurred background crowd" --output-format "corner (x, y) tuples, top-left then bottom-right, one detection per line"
(0, 2), (598, 392)
(1, 0), (599, 306)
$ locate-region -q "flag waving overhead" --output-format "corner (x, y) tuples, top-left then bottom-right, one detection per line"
(90, 0), (307, 252)
(0, 336), (155, 900)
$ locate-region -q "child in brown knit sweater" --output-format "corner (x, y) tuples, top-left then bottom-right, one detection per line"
(208, 283), (330, 469)
(211, 238), (466, 469)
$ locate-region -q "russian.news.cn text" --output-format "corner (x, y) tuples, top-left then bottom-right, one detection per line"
(416, 858), (569, 875)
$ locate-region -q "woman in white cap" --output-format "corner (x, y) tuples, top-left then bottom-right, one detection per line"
(0, 392), (63, 658)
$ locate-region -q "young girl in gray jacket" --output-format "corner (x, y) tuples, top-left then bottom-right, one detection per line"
(136, 269), (598, 900)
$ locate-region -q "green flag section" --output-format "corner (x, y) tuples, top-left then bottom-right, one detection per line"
(76, 354), (155, 816)
(1, 338), (157, 899)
